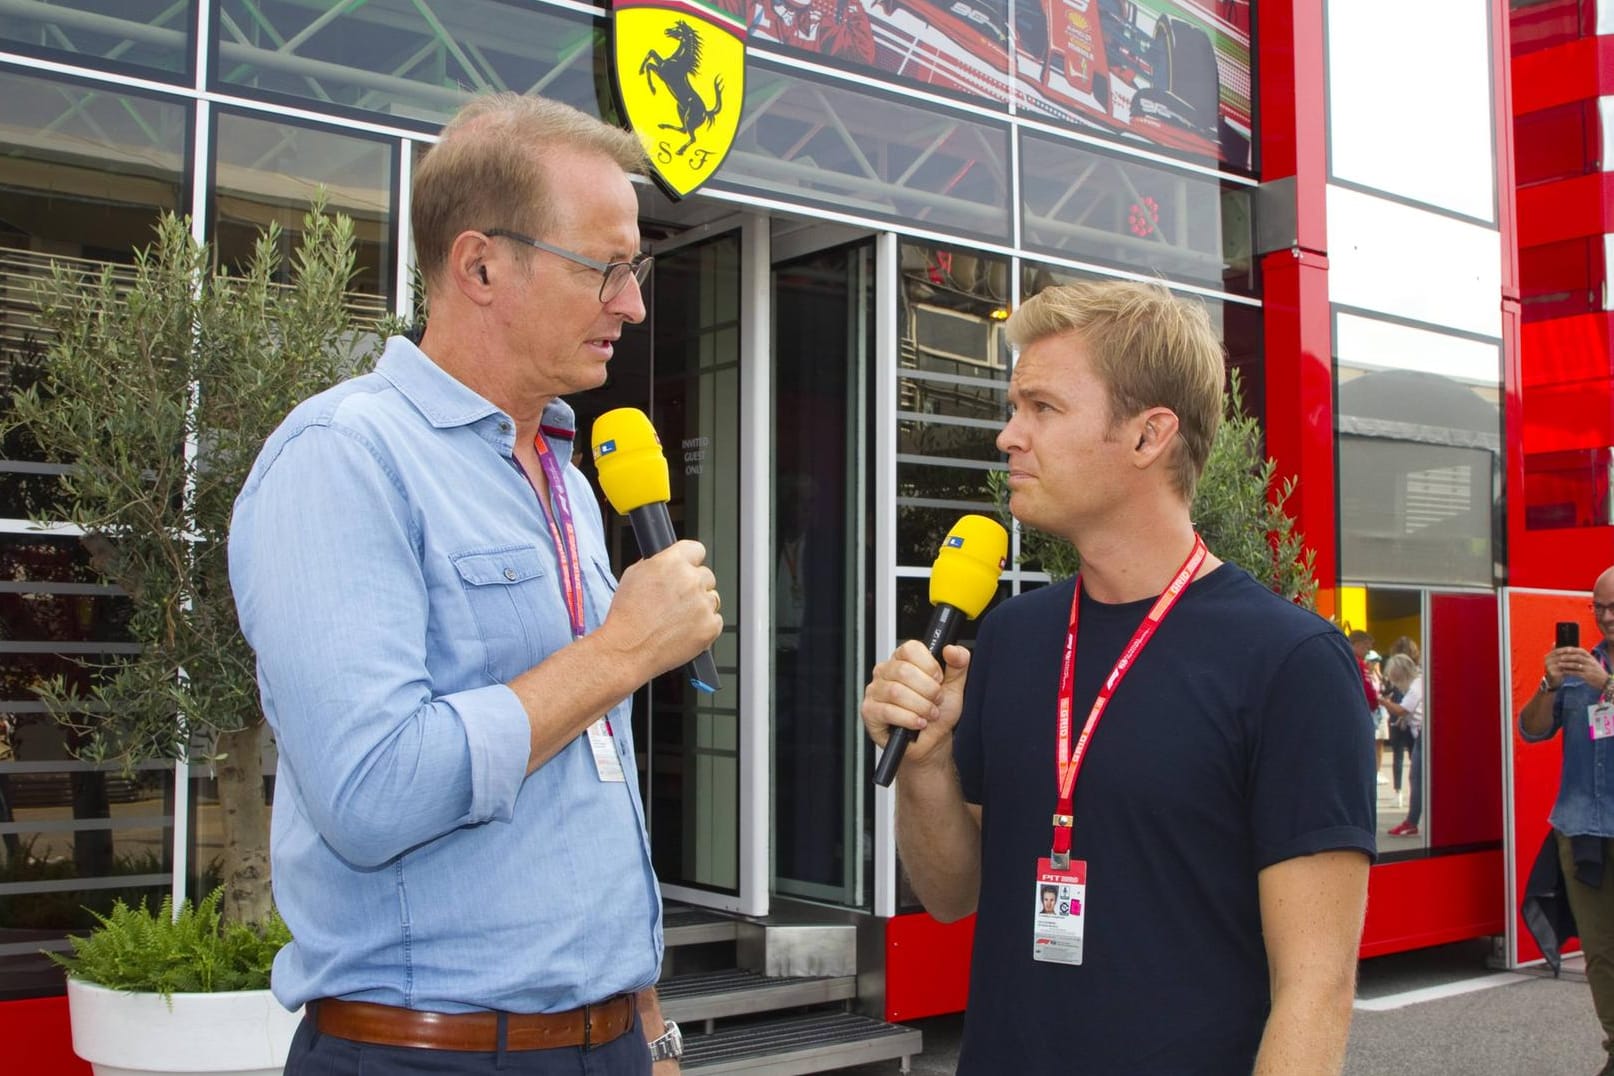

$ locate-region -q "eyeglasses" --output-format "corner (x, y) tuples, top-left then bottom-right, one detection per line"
(1593, 602), (1614, 617)
(484, 229), (652, 303)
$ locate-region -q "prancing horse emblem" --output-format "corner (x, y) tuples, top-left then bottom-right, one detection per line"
(639, 21), (725, 156)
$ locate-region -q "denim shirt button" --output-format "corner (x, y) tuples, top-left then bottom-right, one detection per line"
(503, 568), (518, 581)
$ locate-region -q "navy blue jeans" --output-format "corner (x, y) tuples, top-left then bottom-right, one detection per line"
(283, 1009), (652, 1075)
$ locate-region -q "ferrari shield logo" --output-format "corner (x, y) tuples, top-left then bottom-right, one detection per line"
(612, 0), (746, 199)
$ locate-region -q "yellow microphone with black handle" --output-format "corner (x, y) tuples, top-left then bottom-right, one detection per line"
(873, 514), (1008, 787)
(591, 407), (721, 693)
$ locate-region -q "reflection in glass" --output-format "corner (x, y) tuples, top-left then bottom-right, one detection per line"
(0, 0), (195, 79)
(1336, 318), (1501, 587)
(649, 234), (742, 894)
(214, 0), (611, 128)
(1346, 587), (1426, 851)
(0, 71), (187, 260)
(211, 111), (395, 305)
(772, 242), (874, 906)
(1019, 129), (1254, 295)
(897, 243), (1007, 570)
(0, 73), (186, 996)
(0, 535), (170, 996)
(1012, 0), (1254, 171)
(748, 0), (1009, 107)
(0, 71), (188, 504)
(720, 62), (1012, 243)
(1021, 262), (1264, 423)
(1525, 447), (1614, 530)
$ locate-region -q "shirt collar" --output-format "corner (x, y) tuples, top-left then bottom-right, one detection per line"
(375, 335), (578, 443)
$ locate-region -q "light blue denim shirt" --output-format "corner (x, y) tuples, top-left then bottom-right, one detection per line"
(228, 336), (661, 1014)
(1522, 640), (1614, 838)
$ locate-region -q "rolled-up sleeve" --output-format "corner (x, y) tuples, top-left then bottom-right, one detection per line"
(230, 423), (530, 868)
(1520, 691), (1564, 742)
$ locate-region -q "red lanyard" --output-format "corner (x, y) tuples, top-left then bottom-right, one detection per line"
(1051, 535), (1207, 865)
(531, 434), (587, 640)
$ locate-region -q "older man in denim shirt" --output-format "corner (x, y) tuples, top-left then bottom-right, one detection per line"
(230, 94), (721, 1075)
(1520, 565), (1614, 1076)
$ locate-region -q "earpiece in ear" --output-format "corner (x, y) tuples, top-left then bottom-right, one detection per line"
(478, 266), (489, 285)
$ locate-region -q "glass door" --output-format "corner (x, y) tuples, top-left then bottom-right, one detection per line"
(771, 238), (876, 907)
(573, 223), (755, 913)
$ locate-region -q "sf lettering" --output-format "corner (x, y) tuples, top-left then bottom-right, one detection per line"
(657, 143), (714, 170)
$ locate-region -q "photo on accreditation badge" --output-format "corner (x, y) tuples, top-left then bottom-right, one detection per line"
(1037, 883), (1072, 918)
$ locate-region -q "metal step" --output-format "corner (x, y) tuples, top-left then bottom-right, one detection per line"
(664, 904), (742, 948)
(683, 1011), (922, 1075)
(660, 969), (856, 1024)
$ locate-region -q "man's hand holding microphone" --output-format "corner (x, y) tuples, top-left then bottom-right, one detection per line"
(865, 515), (1007, 786)
(591, 408), (723, 690)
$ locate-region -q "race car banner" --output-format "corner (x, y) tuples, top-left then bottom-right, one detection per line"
(612, 0), (747, 198)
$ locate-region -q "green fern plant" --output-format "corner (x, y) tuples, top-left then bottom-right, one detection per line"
(47, 888), (290, 999)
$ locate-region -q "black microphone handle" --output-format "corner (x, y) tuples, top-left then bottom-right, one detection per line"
(873, 603), (966, 787)
(625, 503), (722, 693)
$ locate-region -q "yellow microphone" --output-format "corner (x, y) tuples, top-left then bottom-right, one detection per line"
(873, 514), (1008, 787)
(592, 407), (719, 693)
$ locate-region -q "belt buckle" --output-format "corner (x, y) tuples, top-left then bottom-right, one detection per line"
(582, 1002), (593, 1049)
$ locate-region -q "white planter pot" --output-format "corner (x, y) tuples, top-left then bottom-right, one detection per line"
(67, 978), (303, 1076)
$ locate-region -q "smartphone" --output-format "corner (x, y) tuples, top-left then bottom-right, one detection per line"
(1557, 621), (1581, 649)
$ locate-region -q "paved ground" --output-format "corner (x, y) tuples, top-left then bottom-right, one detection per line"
(839, 939), (1612, 1075)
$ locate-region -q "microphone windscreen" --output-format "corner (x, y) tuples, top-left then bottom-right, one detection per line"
(592, 407), (670, 513)
(930, 515), (1008, 618)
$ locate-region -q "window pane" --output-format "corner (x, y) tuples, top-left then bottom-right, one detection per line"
(211, 111), (394, 306)
(1511, 0), (1594, 55)
(1337, 586), (1426, 855)
(1021, 262), (1264, 422)
(1012, 0), (1254, 171)
(750, 0), (1009, 108)
(214, 0), (610, 128)
(720, 62), (1012, 244)
(1524, 447), (1614, 529)
(1020, 129), (1255, 295)
(897, 243), (1007, 569)
(0, 535), (170, 1000)
(0, 0), (194, 80)
(0, 71), (188, 260)
(0, 78), (187, 436)
(1336, 316), (1502, 587)
(772, 242), (876, 906)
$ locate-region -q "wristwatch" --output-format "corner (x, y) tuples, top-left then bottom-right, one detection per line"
(1540, 675), (1559, 694)
(648, 1020), (683, 1062)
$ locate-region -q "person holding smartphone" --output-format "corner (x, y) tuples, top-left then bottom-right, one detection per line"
(1519, 565), (1614, 1075)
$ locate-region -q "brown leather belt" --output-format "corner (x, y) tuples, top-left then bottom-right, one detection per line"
(315, 994), (636, 1052)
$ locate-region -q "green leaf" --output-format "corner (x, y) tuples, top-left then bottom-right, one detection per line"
(46, 888), (292, 998)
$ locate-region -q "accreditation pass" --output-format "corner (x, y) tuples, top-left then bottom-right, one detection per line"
(1032, 856), (1087, 965)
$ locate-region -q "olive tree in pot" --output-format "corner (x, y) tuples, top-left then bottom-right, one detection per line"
(7, 203), (380, 1075)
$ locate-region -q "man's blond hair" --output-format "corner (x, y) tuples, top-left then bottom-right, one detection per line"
(1005, 280), (1224, 500)
(412, 93), (645, 287)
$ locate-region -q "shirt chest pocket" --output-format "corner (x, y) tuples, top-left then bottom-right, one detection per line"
(451, 546), (565, 683)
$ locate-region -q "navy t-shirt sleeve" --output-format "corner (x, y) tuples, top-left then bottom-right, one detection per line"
(1248, 629), (1379, 869)
(954, 608), (995, 807)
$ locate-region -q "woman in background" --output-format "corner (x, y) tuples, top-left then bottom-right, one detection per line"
(1383, 653), (1425, 837)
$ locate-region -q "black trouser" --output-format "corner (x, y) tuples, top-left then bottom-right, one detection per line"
(1388, 725), (1415, 791)
(283, 1010), (651, 1075)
